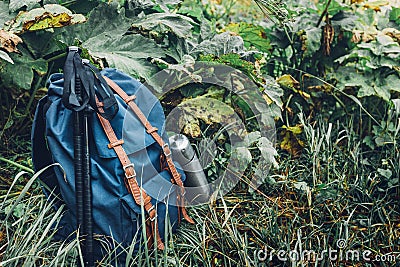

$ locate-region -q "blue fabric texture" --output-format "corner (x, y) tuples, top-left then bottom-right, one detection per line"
(31, 68), (183, 262)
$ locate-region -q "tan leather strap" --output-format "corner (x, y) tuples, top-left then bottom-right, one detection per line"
(146, 219), (163, 250)
(103, 77), (184, 185)
(103, 76), (194, 224)
(96, 105), (164, 250)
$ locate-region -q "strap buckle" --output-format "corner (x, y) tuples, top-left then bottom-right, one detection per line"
(178, 187), (186, 197)
(123, 163), (136, 179)
(150, 214), (157, 222)
(162, 143), (172, 157)
(149, 206), (158, 221)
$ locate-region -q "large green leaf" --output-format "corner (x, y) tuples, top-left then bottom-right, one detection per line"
(337, 39), (399, 72)
(381, 74), (400, 94)
(9, 0), (40, 13)
(336, 67), (373, 95)
(131, 13), (195, 39)
(224, 22), (271, 53)
(331, 11), (357, 31)
(166, 34), (195, 62)
(21, 31), (62, 59)
(58, 3), (130, 47)
(192, 32), (245, 57)
(390, 7), (400, 24)
(178, 3), (204, 21)
(0, 47), (47, 89)
(304, 27), (322, 57)
(0, 1), (14, 28)
(84, 34), (165, 79)
(358, 34), (400, 56)
(58, 3), (165, 79)
(335, 67), (399, 101)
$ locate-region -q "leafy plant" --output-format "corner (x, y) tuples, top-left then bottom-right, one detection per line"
(335, 34), (400, 101)
(1, 0), (400, 266)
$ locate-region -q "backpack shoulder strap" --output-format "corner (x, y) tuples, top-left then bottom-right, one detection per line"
(95, 104), (165, 250)
(103, 76), (194, 224)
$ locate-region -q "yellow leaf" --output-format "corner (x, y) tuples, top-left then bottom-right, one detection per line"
(282, 125), (303, 135)
(24, 13), (72, 31)
(7, 4), (86, 34)
(280, 125), (304, 157)
(298, 90), (311, 99)
(277, 74), (300, 90)
(363, 0), (389, 11)
(182, 116), (202, 138)
(168, 94), (238, 138)
(262, 93), (273, 105)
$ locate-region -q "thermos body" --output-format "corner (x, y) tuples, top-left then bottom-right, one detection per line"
(169, 134), (211, 204)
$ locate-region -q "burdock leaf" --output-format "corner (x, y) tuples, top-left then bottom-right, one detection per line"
(0, 47), (47, 89)
(84, 34), (165, 80)
(57, 4), (164, 79)
(9, 0), (41, 12)
(131, 13), (195, 39)
(225, 22), (271, 52)
(0, 1), (14, 27)
(192, 32), (245, 57)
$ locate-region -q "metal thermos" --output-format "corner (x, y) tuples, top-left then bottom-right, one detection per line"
(169, 134), (211, 204)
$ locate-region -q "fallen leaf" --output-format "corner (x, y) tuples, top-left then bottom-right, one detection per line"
(182, 116), (202, 137)
(0, 230), (4, 242)
(166, 94), (238, 138)
(280, 125), (304, 157)
(0, 29), (22, 53)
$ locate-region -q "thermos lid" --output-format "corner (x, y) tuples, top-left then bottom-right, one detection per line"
(169, 134), (195, 165)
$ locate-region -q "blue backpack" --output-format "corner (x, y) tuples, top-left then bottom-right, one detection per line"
(31, 67), (192, 263)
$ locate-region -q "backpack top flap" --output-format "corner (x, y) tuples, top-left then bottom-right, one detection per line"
(46, 68), (166, 158)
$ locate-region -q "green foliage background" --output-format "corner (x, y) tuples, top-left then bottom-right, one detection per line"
(0, 0), (399, 266)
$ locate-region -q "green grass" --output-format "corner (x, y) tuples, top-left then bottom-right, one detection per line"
(0, 113), (399, 266)
(1, 0), (399, 265)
